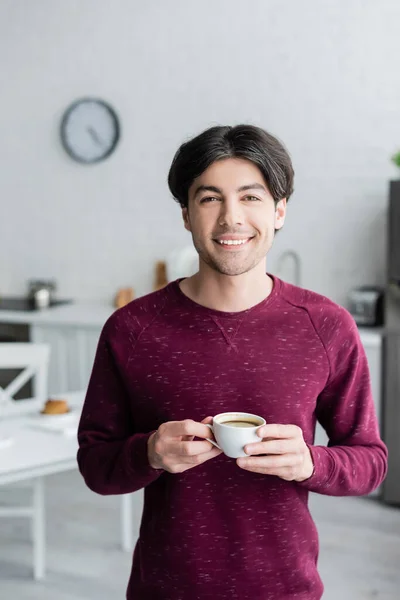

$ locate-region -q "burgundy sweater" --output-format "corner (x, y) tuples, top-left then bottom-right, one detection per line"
(77, 275), (387, 600)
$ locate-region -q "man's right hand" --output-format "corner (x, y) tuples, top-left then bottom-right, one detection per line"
(147, 417), (223, 473)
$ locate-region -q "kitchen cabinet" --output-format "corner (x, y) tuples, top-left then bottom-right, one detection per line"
(0, 302), (112, 396)
(30, 324), (102, 394)
(32, 324), (383, 416)
(313, 328), (383, 498)
(314, 329), (383, 447)
(0, 304), (384, 437)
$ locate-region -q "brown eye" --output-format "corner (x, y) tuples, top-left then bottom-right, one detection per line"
(200, 196), (220, 203)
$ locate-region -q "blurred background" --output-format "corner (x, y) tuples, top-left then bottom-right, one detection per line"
(0, 1), (400, 599)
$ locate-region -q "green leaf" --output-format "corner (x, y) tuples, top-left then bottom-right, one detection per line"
(392, 151), (400, 168)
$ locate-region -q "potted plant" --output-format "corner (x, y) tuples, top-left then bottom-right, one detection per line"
(392, 151), (400, 170)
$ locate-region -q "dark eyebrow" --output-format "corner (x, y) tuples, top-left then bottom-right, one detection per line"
(193, 185), (222, 198)
(237, 183), (267, 193)
(193, 182), (267, 198)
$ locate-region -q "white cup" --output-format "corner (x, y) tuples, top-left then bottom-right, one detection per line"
(205, 412), (266, 458)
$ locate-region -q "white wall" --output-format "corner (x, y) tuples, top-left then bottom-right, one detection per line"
(1, 0), (399, 306)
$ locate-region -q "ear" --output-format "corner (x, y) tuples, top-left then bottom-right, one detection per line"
(274, 198), (287, 231)
(182, 207), (191, 232)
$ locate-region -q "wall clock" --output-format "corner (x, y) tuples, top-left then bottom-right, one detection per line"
(60, 98), (120, 164)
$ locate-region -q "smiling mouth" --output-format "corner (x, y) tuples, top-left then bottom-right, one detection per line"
(213, 237), (254, 248)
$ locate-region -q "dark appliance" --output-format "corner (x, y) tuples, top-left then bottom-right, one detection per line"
(382, 179), (400, 504)
(348, 286), (384, 327)
(0, 297), (71, 312)
(0, 322), (32, 399)
(0, 296), (71, 400)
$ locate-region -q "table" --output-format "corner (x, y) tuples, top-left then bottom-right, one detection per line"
(0, 391), (134, 580)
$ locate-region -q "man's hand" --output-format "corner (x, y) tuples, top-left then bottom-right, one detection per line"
(148, 417), (223, 473)
(236, 424), (314, 482)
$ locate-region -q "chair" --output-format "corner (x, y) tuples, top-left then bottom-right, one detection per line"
(0, 343), (50, 580)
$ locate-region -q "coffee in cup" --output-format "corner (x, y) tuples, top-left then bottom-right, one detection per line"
(221, 419), (260, 428)
(205, 412), (265, 458)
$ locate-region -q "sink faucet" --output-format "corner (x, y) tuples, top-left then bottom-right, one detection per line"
(276, 250), (301, 286)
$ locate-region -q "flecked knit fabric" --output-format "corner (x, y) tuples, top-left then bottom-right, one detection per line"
(77, 274), (388, 600)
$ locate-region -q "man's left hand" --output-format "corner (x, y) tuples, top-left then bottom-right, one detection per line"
(237, 424), (314, 482)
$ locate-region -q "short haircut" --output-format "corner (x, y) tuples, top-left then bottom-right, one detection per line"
(168, 124), (294, 209)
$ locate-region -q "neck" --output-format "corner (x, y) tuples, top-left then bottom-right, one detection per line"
(179, 261), (273, 312)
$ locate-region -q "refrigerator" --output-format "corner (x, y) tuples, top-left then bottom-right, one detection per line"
(382, 179), (400, 505)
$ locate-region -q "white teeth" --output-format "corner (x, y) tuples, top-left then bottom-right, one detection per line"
(218, 239), (249, 246)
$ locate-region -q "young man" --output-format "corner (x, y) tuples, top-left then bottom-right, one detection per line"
(77, 125), (388, 600)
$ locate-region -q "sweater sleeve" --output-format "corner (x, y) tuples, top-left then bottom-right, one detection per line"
(297, 309), (388, 496)
(77, 317), (163, 495)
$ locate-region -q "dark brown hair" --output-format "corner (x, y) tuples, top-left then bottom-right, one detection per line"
(168, 124), (294, 209)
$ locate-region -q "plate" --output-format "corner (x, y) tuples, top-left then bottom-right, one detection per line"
(39, 408), (74, 419)
(0, 435), (13, 449)
(28, 411), (79, 435)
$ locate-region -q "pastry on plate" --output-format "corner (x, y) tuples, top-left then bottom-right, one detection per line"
(41, 399), (70, 415)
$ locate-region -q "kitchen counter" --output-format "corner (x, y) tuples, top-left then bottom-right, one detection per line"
(357, 326), (385, 346)
(0, 301), (386, 342)
(0, 302), (114, 328)
(0, 302), (385, 402)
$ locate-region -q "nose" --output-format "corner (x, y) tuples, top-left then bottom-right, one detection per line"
(218, 198), (244, 228)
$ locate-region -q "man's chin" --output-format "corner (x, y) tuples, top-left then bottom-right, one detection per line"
(206, 260), (257, 277)
(196, 247), (266, 277)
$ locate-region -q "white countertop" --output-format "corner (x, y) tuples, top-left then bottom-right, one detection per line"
(357, 326), (384, 347)
(0, 302), (386, 344)
(0, 302), (114, 328)
(0, 390), (85, 485)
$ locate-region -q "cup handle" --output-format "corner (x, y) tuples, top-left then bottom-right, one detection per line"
(204, 423), (222, 450)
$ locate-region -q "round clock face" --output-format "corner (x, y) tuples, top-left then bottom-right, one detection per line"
(60, 98), (120, 164)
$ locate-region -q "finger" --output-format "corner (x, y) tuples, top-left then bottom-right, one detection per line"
(235, 463), (298, 480)
(166, 419), (215, 440)
(173, 445), (223, 471)
(192, 445), (223, 463)
(174, 439), (218, 457)
(265, 467), (300, 481)
(201, 416), (213, 424)
(182, 416), (213, 442)
(256, 424), (303, 440)
(237, 453), (303, 470)
(244, 438), (299, 456)
(174, 446), (224, 472)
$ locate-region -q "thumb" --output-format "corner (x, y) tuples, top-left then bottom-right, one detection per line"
(201, 416), (217, 443)
(182, 416), (213, 442)
(201, 416), (213, 424)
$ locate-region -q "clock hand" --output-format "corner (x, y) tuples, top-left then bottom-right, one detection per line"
(87, 126), (104, 147)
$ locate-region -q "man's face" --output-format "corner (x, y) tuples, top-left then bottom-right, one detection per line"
(183, 157), (286, 276)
